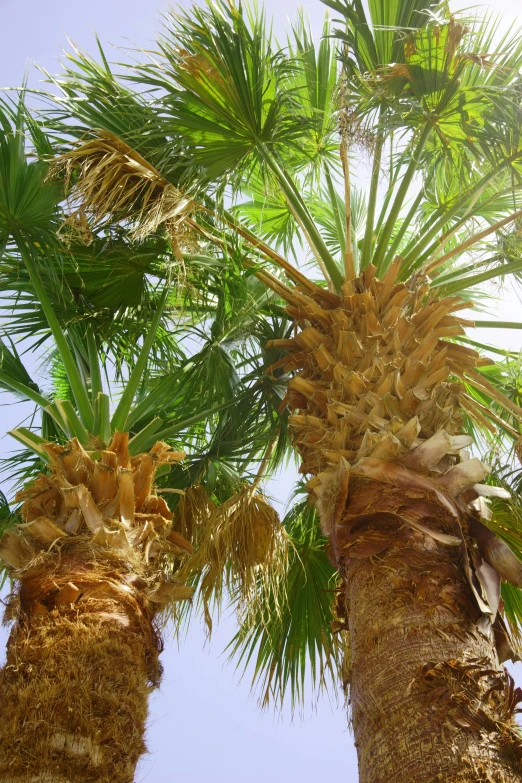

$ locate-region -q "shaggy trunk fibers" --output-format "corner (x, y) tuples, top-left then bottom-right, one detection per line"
(339, 480), (522, 783)
(0, 551), (161, 783)
(0, 435), (191, 782)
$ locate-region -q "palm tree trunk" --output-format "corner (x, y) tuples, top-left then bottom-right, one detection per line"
(339, 478), (522, 783)
(0, 547), (160, 783)
(0, 434), (191, 783)
(268, 265), (522, 781)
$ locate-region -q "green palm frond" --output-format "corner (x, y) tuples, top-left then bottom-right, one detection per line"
(283, 13), (341, 177)
(140, 0), (307, 185)
(323, 0), (440, 74)
(0, 336), (41, 402)
(44, 40), (183, 181)
(0, 96), (63, 249)
(227, 492), (340, 709)
(232, 178), (300, 260)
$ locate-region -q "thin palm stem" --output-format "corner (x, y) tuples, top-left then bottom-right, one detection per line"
(361, 108), (385, 268)
(401, 153), (522, 270)
(86, 325), (103, 400)
(340, 139), (355, 280)
(372, 123), (432, 271)
(111, 286), (169, 432)
(324, 164), (347, 262)
(426, 208), (522, 274)
(257, 141), (344, 288)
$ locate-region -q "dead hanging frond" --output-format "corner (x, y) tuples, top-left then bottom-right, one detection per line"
(170, 484), (216, 548)
(178, 485), (289, 627)
(51, 130), (195, 243)
(56, 207), (94, 247)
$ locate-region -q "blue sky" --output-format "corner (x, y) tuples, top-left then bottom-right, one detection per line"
(1, 0), (522, 780)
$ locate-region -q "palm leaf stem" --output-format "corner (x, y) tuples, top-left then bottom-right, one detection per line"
(457, 335), (519, 358)
(286, 202), (334, 289)
(372, 122), (432, 271)
(473, 321), (522, 330)
(85, 324), (103, 400)
(124, 375), (183, 430)
(150, 395), (249, 446)
(340, 139), (355, 279)
(8, 427), (50, 459)
(12, 231), (94, 431)
(252, 266), (299, 301)
(461, 393), (520, 439)
(381, 189), (424, 270)
(0, 371), (51, 411)
(96, 391), (111, 442)
(220, 207), (318, 292)
(441, 257), (522, 294)
(54, 399), (91, 445)
(430, 256), (498, 287)
(426, 208), (522, 274)
(72, 343), (89, 390)
(187, 217), (226, 248)
(373, 144), (410, 240)
(197, 204), (313, 292)
(128, 416), (163, 455)
(464, 368), (522, 419)
(426, 182), (493, 262)
(324, 164), (346, 261)
(189, 216), (304, 303)
(401, 152), (522, 271)
(189, 217), (300, 303)
(361, 108), (384, 268)
(111, 286), (169, 432)
(257, 141), (344, 288)
(44, 403), (72, 438)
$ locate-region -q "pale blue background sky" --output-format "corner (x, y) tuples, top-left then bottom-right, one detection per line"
(1, 0), (522, 780)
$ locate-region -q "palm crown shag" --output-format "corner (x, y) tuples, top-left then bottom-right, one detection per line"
(4, 0), (522, 780)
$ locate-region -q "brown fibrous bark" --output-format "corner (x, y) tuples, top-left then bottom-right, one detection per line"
(0, 435), (191, 782)
(0, 539), (162, 783)
(340, 478), (522, 783)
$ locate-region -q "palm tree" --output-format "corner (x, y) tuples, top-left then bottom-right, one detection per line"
(0, 97), (289, 782)
(22, 1), (522, 780)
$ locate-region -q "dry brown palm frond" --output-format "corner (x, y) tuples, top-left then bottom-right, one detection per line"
(178, 486), (289, 626)
(170, 484), (216, 547)
(51, 130), (195, 244)
(332, 584), (350, 696)
(57, 207), (94, 247)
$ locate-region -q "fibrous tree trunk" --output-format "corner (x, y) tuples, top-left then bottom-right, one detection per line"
(341, 478), (521, 783)
(0, 434), (192, 783)
(268, 261), (522, 782)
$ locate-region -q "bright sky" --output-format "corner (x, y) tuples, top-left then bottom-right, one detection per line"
(1, 1), (522, 781)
